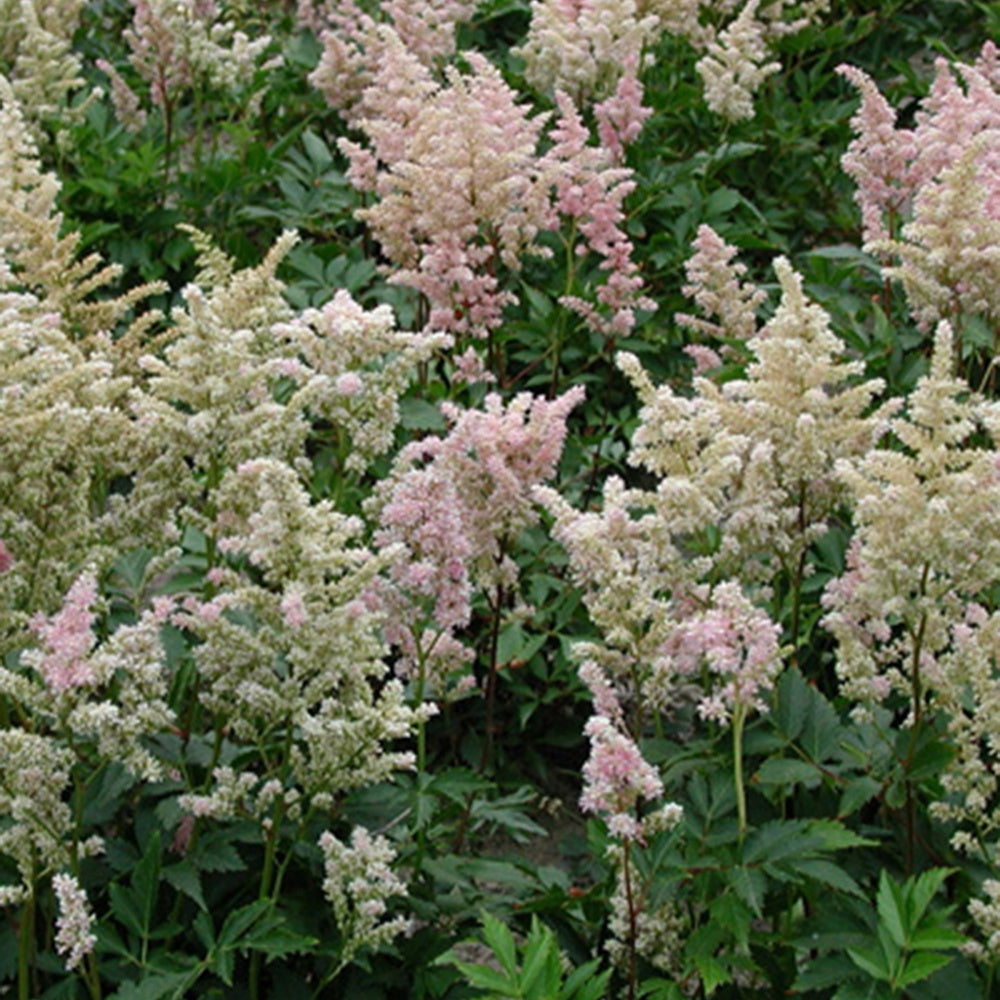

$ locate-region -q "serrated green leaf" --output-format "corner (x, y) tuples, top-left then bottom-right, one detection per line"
(427, 768), (493, 803)
(480, 911), (518, 979)
(300, 130), (334, 169)
(908, 924), (965, 951)
(794, 955), (859, 992)
(896, 950), (954, 988)
(775, 668), (810, 741)
(242, 922), (320, 959)
(217, 899), (272, 951)
(193, 911), (214, 952)
(838, 776), (881, 818)
(788, 858), (864, 897)
(211, 944), (235, 986)
(754, 757), (821, 787)
(189, 833), (245, 873)
(727, 866), (767, 918)
(563, 959), (612, 1000)
(109, 882), (144, 938)
(162, 861), (207, 912)
(907, 868), (955, 927)
(694, 955), (730, 995)
(709, 893), (751, 948)
(806, 819), (877, 852)
(133, 830), (162, 939)
(876, 870), (907, 949)
(519, 919), (560, 997)
(107, 971), (197, 1000)
(449, 960), (519, 995)
(847, 945), (890, 982)
(398, 397), (445, 431)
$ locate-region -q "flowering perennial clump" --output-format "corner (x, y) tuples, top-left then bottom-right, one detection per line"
(840, 42), (1000, 332)
(370, 386), (584, 692)
(318, 33), (654, 342)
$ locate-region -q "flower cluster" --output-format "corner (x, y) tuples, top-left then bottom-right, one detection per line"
(513, 0), (662, 104)
(0, 76), (163, 341)
(117, 0), (280, 114)
(0, 0), (90, 131)
(623, 254), (894, 586)
(52, 873), (97, 972)
(839, 42), (1000, 330)
(580, 714), (665, 840)
(0, 730), (78, 905)
(319, 33), (654, 342)
(302, 0), (476, 81)
(370, 387), (583, 692)
(319, 826), (410, 966)
(822, 322), (1000, 715)
(675, 223), (767, 365)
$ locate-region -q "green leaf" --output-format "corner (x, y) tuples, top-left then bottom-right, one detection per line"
(162, 862), (207, 912)
(109, 883), (144, 938)
(189, 832), (245, 873)
(427, 768), (493, 803)
(754, 757), (821, 787)
(847, 945), (891, 983)
(241, 922), (320, 960)
(519, 919), (560, 997)
(480, 910), (519, 979)
(107, 971), (198, 1000)
(908, 924), (965, 951)
(907, 868), (955, 928)
(694, 955), (731, 996)
(218, 899), (272, 948)
(133, 830), (162, 939)
(709, 893), (752, 949)
(728, 866), (767, 917)
(876, 870), (907, 949)
(449, 960), (519, 995)
(788, 858), (864, 897)
(896, 951), (954, 989)
(562, 960), (612, 1000)
(838, 777), (881, 818)
(192, 912), (214, 952)
(399, 397), (445, 431)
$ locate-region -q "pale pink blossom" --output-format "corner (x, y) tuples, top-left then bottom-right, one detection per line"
(580, 714), (663, 840)
(28, 573), (99, 692)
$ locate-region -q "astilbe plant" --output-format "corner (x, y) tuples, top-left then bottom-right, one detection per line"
(0, 76), (163, 346)
(368, 386), (584, 767)
(535, 244), (899, 989)
(822, 322), (1000, 895)
(0, 205), (453, 993)
(315, 23), (654, 362)
(0, 0), (91, 133)
(839, 42), (1000, 371)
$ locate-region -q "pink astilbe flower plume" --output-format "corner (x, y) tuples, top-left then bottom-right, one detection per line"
(369, 387), (584, 692)
(840, 43), (1000, 332)
(28, 572), (98, 692)
(580, 714), (663, 841)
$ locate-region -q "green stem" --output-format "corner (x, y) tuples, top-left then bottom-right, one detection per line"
(733, 702), (747, 843)
(18, 891), (34, 1000)
(479, 579), (506, 774)
(622, 840), (638, 1000)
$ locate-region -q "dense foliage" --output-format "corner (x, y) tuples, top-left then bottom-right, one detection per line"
(2, 1), (999, 998)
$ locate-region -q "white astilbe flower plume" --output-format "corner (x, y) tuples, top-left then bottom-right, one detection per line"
(52, 873), (96, 971)
(823, 321), (1000, 714)
(319, 826), (410, 967)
